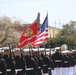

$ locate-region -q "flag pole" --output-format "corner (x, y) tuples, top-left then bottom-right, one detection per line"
(28, 43), (32, 56)
(19, 44), (24, 58)
(43, 42), (46, 56)
(37, 46), (40, 56)
(7, 42), (12, 58)
(45, 13), (48, 56)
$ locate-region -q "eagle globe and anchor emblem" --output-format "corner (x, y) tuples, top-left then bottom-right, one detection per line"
(23, 28), (33, 36)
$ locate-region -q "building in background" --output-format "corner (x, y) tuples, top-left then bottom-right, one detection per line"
(48, 26), (61, 38)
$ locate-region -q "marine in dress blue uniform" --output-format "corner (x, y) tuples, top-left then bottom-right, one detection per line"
(41, 54), (51, 75)
(61, 50), (71, 75)
(0, 50), (7, 75)
(14, 48), (26, 75)
(24, 55), (37, 75)
(52, 48), (64, 75)
(3, 47), (15, 75)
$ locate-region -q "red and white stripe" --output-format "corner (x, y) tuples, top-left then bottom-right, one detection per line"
(32, 28), (48, 47)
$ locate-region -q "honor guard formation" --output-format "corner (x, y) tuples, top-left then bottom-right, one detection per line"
(0, 46), (76, 75)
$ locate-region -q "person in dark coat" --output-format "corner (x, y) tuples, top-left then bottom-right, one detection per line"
(49, 54), (54, 75)
(61, 51), (71, 75)
(67, 51), (75, 75)
(38, 55), (44, 75)
(0, 51), (7, 75)
(73, 51), (76, 75)
(33, 53), (43, 75)
(14, 48), (26, 75)
(24, 55), (37, 75)
(52, 48), (64, 75)
(41, 54), (51, 75)
(3, 47), (15, 75)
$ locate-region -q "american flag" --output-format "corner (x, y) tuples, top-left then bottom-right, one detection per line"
(32, 14), (48, 47)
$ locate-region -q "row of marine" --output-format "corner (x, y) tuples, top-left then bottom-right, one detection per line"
(0, 46), (76, 75)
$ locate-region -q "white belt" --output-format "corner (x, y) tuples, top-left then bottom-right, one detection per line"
(64, 61), (68, 63)
(26, 68), (34, 71)
(0, 71), (2, 74)
(43, 73), (48, 75)
(48, 68), (51, 69)
(7, 69), (11, 72)
(55, 60), (62, 62)
(15, 69), (23, 74)
(38, 67), (41, 69)
(15, 69), (23, 72)
(43, 65), (47, 66)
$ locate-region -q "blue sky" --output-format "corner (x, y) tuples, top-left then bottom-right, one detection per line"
(0, 0), (76, 28)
